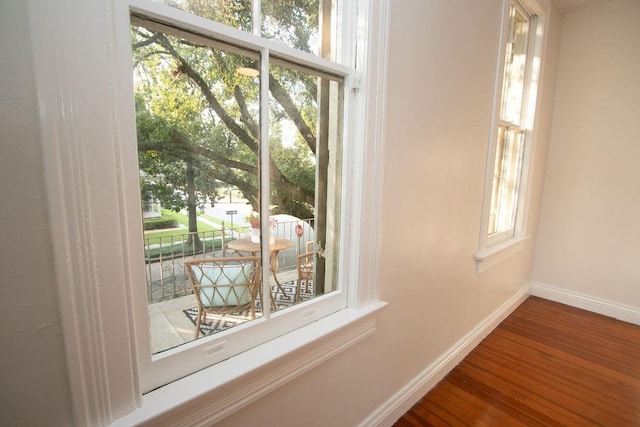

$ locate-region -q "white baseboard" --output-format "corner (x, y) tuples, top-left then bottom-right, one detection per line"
(362, 283), (640, 427)
(360, 285), (530, 427)
(530, 282), (640, 326)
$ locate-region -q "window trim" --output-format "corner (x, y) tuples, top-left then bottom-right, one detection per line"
(111, 302), (387, 426)
(31, 0), (389, 424)
(476, 0), (547, 273)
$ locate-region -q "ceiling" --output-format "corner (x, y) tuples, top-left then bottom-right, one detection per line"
(553, 0), (612, 14)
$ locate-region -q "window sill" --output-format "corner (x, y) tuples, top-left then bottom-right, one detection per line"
(110, 301), (387, 426)
(475, 235), (530, 273)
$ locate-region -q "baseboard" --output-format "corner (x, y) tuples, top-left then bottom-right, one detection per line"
(360, 285), (530, 427)
(530, 282), (640, 326)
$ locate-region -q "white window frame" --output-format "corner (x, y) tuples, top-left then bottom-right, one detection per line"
(30, 0), (389, 425)
(475, 0), (548, 273)
(128, 5), (356, 392)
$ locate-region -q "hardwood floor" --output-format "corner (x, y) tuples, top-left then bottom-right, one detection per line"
(393, 296), (640, 426)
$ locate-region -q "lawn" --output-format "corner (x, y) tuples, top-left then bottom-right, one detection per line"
(143, 209), (219, 241)
(142, 210), (240, 259)
(144, 236), (228, 260)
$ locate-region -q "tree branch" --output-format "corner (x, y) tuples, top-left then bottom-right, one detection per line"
(138, 135), (258, 176)
(269, 74), (317, 155)
(154, 33), (260, 154)
(233, 86), (260, 140)
(138, 31), (315, 218)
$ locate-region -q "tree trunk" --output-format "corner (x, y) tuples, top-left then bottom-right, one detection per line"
(185, 157), (202, 248)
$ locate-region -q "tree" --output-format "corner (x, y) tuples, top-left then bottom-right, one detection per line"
(131, 0), (322, 228)
(134, 71), (220, 247)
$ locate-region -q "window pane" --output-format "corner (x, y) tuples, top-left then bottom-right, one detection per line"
(499, 6), (529, 125)
(131, 22), (263, 353)
(154, 0), (253, 32)
(152, 1), (334, 60)
(262, 0), (334, 59)
(488, 126), (525, 236)
(268, 60), (343, 311)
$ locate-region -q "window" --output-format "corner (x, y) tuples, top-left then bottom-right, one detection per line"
(476, 0), (544, 271)
(127, 1), (357, 391)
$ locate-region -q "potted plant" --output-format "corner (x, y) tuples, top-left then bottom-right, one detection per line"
(245, 211), (276, 243)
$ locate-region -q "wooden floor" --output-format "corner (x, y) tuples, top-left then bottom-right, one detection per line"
(394, 296), (640, 426)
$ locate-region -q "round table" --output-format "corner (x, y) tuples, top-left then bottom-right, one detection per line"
(226, 236), (292, 254)
(226, 237), (292, 296)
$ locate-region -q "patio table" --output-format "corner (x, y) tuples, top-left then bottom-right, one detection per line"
(227, 237), (292, 297)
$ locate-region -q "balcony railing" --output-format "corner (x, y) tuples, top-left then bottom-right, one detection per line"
(144, 218), (315, 303)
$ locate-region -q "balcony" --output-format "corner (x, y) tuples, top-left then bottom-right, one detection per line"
(144, 216), (315, 354)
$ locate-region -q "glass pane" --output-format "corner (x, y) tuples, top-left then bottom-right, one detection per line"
(131, 22), (263, 353)
(153, 1), (334, 60)
(488, 126), (525, 236)
(268, 60), (343, 311)
(262, 0), (333, 59)
(153, 0), (253, 32)
(500, 6), (529, 125)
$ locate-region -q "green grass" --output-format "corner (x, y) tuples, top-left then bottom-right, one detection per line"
(142, 210), (250, 260)
(197, 212), (224, 226)
(144, 236), (231, 260)
(144, 230), (189, 244)
(143, 209), (219, 240)
(143, 216), (178, 231)
(198, 212), (250, 233)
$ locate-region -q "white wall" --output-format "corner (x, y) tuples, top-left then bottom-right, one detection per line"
(533, 0), (640, 310)
(0, 0), (562, 425)
(216, 1), (562, 426)
(0, 1), (73, 425)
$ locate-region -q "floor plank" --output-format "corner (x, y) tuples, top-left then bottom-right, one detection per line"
(393, 296), (640, 426)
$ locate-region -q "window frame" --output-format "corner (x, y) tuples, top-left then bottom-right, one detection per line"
(475, 0), (547, 273)
(127, 7), (353, 391)
(32, 0), (388, 424)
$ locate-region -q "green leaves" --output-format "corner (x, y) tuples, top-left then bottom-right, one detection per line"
(132, 1), (322, 221)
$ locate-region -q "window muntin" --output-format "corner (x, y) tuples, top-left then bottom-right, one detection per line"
(487, 2), (532, 245)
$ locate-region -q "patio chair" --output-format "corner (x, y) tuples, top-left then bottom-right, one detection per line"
(184, 256), (261, 338)
(296, 241), (315, 302)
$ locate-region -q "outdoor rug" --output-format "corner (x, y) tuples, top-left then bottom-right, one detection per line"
(183, 280), (314, 336)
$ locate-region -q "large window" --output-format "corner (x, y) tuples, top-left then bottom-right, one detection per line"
(477, 0), (544, 271)
(128, 0), (356, 392)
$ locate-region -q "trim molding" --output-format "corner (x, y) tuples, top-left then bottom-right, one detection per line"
(30, 0), (139, 424)
(353, 0), (390, 305)
(111, 302), (387, 426)
(475, 235), (530, 273)
(360, 285), (531, 427)
(531, 282), (640, 326)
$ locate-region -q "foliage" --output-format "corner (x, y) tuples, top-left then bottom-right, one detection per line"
(244, 208), (279, 229)
(131, 0), (323, 224)
(143, 216), (179, 231)
(245, 211), (260, 228)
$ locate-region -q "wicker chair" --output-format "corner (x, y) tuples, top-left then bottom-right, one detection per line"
(296, 241), (315, 302)
(184, 256), (261, 338)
